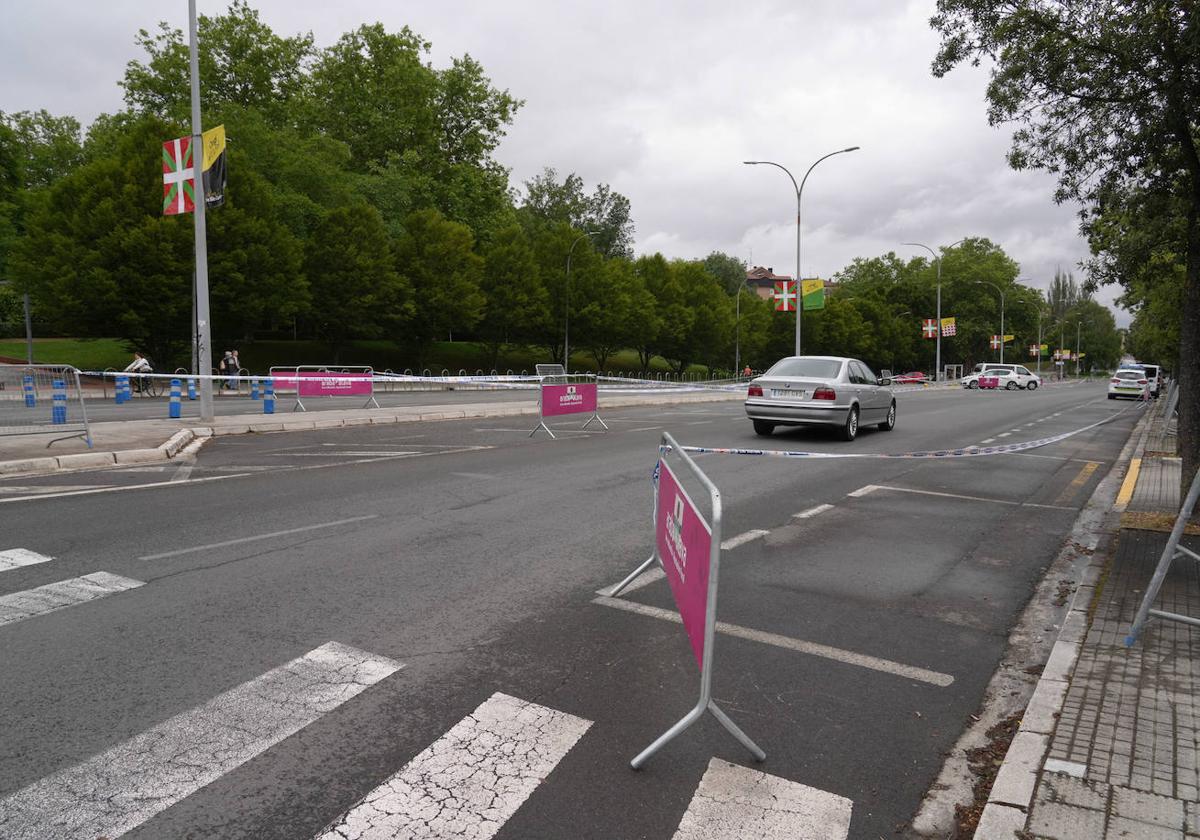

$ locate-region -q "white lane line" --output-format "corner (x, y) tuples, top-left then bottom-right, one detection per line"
(793, 504), (834, 520)
(721, 529), (769, 550)
(315, 692), (590, 840)
(169, 464), (193, 483)
(847, 485), (880, 497)
(997, 432), (1012, 438)
(673, 758), (852, 840)
(0, 473), (250, 504)
(0, 548), (53, 571)
(852, 484), (1074, 511)
(0, 485), (106, 495)
(626, 426), (663, 432)
(0, 572), (143, 628)
(0, 642), (403, 840)
(450, 472), (497, 480)
(266, 451), (421, 457)
(980, 437), (996, 444)
(139, 515), (379, 561)
(591, 596), (954, 687)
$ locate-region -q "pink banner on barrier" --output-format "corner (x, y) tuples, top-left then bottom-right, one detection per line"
(541, 382), (597, 417)
(274, 371), (373, 397)
(656, 458), (712, 669)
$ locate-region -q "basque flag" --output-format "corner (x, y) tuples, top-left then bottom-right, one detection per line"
(162, 136), (195, 216)
(922, 318), (938, 339)
(773, 280), (797, 312)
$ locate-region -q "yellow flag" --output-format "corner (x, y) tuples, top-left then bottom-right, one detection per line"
(202, 125), (226, 170)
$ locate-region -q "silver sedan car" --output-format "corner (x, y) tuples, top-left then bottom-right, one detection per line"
(744, 355), (896, 441)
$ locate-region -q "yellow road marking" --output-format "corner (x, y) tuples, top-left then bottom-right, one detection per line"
(1115, 457), (1141, 508)
(1056, 460), (1101, 506)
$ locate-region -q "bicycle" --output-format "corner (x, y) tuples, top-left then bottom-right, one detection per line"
(135, 373), (164, 397)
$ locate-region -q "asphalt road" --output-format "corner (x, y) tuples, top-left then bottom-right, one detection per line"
(0, 382), (1140, 839)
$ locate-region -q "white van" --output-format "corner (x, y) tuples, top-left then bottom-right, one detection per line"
(1128, 363), (1161, 398)
(964, 362), (1041, 390)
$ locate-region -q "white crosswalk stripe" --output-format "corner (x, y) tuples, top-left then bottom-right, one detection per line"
(672, 758), (852, 839)
(0, 642), (403, 840)
(0, 571), (142, 627)
(0, 547), (53, 571)
(316, 692), (591, 840)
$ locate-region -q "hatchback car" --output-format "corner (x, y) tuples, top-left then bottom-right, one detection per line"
(744, 356), (895, 441)
(962, 365), (1041, 390)
(1108, 369), (1149, 399)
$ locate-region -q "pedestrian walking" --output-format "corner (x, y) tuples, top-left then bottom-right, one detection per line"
(220, 350), (236, 390)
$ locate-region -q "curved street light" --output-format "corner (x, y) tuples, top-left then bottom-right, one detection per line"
(564, 230), (599, 374)
(744, 146), (860, 356)
(902, 238), (966, 382)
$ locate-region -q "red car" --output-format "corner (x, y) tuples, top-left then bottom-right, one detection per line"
(890, 371), (927, 384)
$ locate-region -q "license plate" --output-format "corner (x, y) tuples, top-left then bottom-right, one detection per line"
(772, 388), (806, 399)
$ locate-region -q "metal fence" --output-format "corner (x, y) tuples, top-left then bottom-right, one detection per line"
(0, 364), (93, 448)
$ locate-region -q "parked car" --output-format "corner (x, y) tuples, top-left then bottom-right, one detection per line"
(961, 364), (1041, 390)
(1108, 369), (1149, 400)
(891, 371), (927, 384)
(744, 355), (895, 441)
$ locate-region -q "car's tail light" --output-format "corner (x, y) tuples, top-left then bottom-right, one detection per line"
(748, 384), (763, 397)
(813, 386), (836, 400)
(1110, 378), (1120, 384)
(1138, 379), (1148, 385)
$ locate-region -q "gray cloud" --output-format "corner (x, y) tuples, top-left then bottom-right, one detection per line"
(0, 0), (1127, 323)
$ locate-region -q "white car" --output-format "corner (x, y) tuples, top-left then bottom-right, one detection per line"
(962, 365), (1041, 390)
(1108, 369), (1149, 400)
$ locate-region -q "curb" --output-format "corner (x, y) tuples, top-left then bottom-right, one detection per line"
(970, 406), (1152, 839)
(0, 391), (742, 478)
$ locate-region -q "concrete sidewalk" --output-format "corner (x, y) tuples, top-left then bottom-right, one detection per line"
(0, 390), (741, 477)
(976, 396), (1200, 839)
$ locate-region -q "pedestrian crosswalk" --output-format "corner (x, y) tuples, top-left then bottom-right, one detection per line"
(0, 546), (855, 839)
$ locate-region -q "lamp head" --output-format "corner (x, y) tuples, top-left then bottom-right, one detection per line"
(843, 146), (860, 152)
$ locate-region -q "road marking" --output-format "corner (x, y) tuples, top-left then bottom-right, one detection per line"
(266, 450), (421, 457)
(998, 432), (1012, 438)
(673, 758), (852, 840)
(0, 548), (53, 572)
(315, 692), (590, 840)
(847, 485), (880, 497)
(450, 471), (497, 480)
(1055, 460), (1101, 505)
(0, 485), (106, 495)
(793, 504), (834, 519)
(0, 571), (143, 628)
(0, 642), (403, 840)
(1115, 457), (1141, 508)
(169, 463), (193, 483)
(980, 438), (996, 444)
(626, 425), (663, 432)
(847, 484), (1071, 510)
(138, 515), (379, 561)
(721, 529), (769, 549)
(0, 473), (249, 504)
(591, 596), (954, 686)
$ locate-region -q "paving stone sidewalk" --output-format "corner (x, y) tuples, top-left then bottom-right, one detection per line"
(977, 398), (1200, 839)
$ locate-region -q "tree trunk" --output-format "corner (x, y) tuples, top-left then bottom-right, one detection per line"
(1180, 200), (1200, 514)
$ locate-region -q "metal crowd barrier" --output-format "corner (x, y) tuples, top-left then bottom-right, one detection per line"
(1125, 465), (1200, 644)
(0, 364), (93, 448)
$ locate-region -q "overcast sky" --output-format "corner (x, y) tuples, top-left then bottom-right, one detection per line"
(1, 0), (1130, 325)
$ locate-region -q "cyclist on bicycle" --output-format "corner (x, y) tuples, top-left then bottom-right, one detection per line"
(123, 352), (153, 394)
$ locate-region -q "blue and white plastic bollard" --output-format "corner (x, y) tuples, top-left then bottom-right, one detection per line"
(115, 375), (129, 404)
(23, 374), (35, 408)
(263, 378), (275, 414)
(169, 378), (181, 419)
(51, 379), (67, 425)
(187, 377), (197, 400)
(251, 377), (260, 400)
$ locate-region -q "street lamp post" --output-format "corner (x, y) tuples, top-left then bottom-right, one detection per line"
(1075, 320), (1091, 377)
(735, 281), (752, 375)
(974, 280), (1006, 363)
(902, 238), (965, 382)
(891, 309), (910, 372)
(563, 230), (598, 374)
(745, 146), (859, 356)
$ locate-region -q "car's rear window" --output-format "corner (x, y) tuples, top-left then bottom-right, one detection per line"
(765, 359), (843, 379)
(1116, 370), (1141, 380)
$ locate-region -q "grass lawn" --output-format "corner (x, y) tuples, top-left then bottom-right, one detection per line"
(0, 337), (716, 377)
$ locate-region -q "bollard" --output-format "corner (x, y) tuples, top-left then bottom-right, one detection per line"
(51, 379), (67, 425)
(187, 377), (197, 400)
(263, 378), (275, 414)
(251, 377), (260, 400)
(23, 374), (36, 408)
(169, 378), (182, 419)
(116, 375), (129, 405)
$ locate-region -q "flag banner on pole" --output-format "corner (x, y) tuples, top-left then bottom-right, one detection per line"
(922, 318), (938, 339)
(990, 335), (1002, 349)
(801, 279), (825, 311)
(162, 136), (195, 215)
(1078, 352), (1086, 359)
(1029, 344), (1039, 357)
(1003, 334), (1014, 342)
(772, 280), (796, 312)
(201, 125), (226, 210)
(940, 317), (956, 337)
(1040, 343), (1048, 355)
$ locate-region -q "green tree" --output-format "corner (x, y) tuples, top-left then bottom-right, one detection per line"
(521, 168), (635, 259)
(932, 0), (1200, 492)
(394, 208), (484, 366)
(304, 203), (407, 361)
(0, 110), (84, 189)
(702, 251), (748, 295)
(479, 224), (546, 368)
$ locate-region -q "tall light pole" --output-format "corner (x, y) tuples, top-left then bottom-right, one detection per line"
(745, 146), (859, 356)
(902, 238), (965, 382)
(1075, 320), (1091, 377)
(563, 230), (597, 374)
(891, 309), (910, 372)
(975, 280), (1006, 363)
(188, 0), (215, 421)
(734, 281), (753, 375)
